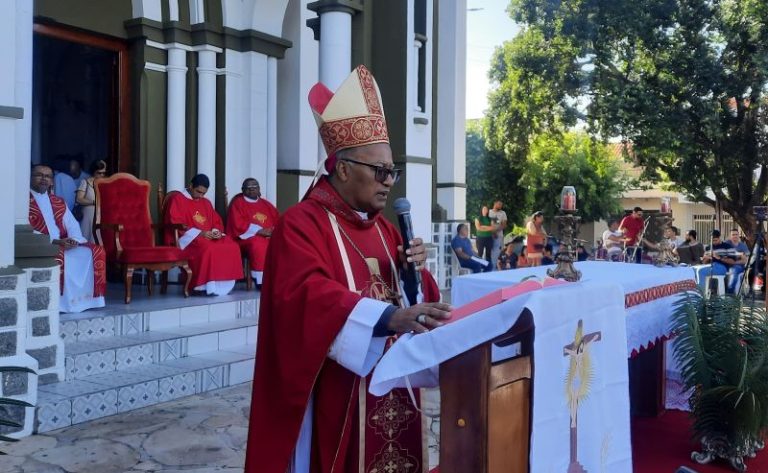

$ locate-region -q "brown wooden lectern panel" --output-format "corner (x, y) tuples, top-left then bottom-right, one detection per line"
(439, 310), (534, 473)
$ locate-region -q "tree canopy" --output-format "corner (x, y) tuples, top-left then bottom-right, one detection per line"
(492, 0), (768, 237)
(524, 132), (627, 223)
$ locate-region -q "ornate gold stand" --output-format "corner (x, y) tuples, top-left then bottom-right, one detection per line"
(547, 210), (582, 282)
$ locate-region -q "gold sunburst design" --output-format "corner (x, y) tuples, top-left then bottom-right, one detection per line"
(253, 212), (268, 224)
(192, 211), (206, 225)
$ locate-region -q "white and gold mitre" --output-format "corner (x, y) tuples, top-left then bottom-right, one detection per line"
(308, 65), (390, 158)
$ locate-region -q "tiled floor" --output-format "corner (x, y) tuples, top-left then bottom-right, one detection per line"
(7, 383), (442, 473)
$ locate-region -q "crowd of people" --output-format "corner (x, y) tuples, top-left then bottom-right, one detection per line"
(451, 202), (754, 295)
(29, 160), (280, 312)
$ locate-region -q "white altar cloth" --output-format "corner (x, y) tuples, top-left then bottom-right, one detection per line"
(452, 261), (696, 356)
(370, 281), (632, 472)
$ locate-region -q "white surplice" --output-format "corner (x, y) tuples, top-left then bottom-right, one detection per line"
(31, 191), (105, 313)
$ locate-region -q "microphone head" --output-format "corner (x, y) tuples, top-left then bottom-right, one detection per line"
(393, 198), (411, 215)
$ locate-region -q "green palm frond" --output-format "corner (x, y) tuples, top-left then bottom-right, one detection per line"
(0, 366), (36, 455)
(671, 292), (768, 446)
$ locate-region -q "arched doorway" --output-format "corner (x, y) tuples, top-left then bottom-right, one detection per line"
(31, 22), (131, 177)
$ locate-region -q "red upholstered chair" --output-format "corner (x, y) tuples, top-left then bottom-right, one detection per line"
(94, 173), (191, 303)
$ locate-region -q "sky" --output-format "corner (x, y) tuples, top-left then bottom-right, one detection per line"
(465, 0), (520, 119)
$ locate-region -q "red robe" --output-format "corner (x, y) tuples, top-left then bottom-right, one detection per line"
(28, 193), (106, 297)
(225, 194), (280, 274)
(165, 193), (243, 288)
(245, 177), (440, 473)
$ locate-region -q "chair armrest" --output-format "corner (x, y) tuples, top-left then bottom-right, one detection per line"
(151, 223), (186, 248)
(94, 222), (124, 255)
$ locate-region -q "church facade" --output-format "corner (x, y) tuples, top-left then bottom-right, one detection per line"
(0, 0), (468, 438)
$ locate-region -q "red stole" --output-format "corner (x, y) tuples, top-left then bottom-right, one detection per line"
(28, 193), (106, 297)
(245, 177), (438, 473)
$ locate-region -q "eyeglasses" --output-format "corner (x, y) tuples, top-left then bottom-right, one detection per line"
(341, 158), (401, 184)
(94, 171), (107, 176)
(32, 173), (53, 179)
(243, 186), (259, 191)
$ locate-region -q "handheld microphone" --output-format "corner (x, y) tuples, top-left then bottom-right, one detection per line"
(393, 198), (422, 305)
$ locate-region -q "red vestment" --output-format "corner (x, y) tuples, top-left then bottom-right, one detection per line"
(165, 193), (243, 288)
(225, 194), (280, 274)
(28, 193), (106, 297)
(245, 177), (439, 473)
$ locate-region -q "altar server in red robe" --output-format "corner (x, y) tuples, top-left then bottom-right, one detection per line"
(166, 174), (243, 295)
(28, 164), (106, 313)
(225, 178), (279, 286)
(245, 65), (452, 473)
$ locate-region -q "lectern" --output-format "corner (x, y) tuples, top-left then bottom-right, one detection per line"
(439, 310), (534, 473)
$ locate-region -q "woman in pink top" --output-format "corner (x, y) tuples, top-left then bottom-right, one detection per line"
(526, 211), (547, 266)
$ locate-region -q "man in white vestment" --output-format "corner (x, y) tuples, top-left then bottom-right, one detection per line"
(28, 165), (106, 313)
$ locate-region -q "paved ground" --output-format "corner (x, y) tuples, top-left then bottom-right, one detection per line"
(3, 384), (252, 473)
(2, 383), (441, 473)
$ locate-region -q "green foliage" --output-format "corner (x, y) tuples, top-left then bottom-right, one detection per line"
(671, 293), (768, 447)
(0, 366), (35, 453)
(465, 119), (527, 226)
(501, 0), (768, 239)
(524, 132), (628, 222)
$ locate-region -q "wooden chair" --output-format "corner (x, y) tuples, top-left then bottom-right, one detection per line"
(94, 173), (191, 303)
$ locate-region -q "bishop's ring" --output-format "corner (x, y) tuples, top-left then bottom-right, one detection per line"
(417, 314), (427, 324)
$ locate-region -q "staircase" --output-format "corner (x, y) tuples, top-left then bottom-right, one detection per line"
(34, 292), (259, 433)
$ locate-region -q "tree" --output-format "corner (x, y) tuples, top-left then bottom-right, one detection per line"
(524, 132), (627, 222)
(465, 119), (526, 228)
(499, 0), (768, 239)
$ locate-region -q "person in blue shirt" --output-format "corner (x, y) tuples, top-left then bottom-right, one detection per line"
(701, 229), (746, 293)
(451, 223), (487, 273)
(725, 228), (749, 292)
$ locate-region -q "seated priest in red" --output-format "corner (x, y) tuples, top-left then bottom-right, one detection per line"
(28, 164), (106, 313)
(245, 65), (452, 473)
(166, 174), (243, 295)
(225, 178), (279, 286)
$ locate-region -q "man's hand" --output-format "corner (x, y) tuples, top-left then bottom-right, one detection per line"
(54, 238), (78, 250)
(202, 230), (221, 240)
(398, 237), (427, 270)
(386, 302), (453, 334)
(257, 228), (273, 237)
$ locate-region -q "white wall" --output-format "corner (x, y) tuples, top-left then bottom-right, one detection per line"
(224, 50), (274, 201)
(2, 0), (33, 267)
(434, 0), (467, 220)
(277, 0), (320, 194)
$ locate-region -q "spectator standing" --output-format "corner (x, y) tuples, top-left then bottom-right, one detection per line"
(474, 206), (496, 271)
(526, 211), (547, 266)
(488, 200), (508, 268)
(75, 160), (108, 243)
(619, 207), (646, 263)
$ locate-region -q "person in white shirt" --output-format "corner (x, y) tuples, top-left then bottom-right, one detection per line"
(601, 219), (625, 261)
(488, 200), (508, 267)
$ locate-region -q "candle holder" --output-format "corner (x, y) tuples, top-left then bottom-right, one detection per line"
(547, 208), (583, 282)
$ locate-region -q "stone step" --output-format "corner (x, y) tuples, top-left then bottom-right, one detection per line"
(60, 298), (259, 344)
(35, 344), (256, 433)
(62, 318), (258, 381)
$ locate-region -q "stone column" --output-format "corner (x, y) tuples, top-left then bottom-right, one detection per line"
(266, 56), (278, 204)
(308, 0), (362, 163)
(434, 0), (468, 220)
(197, 47), (219, 200)
(166, 47), (188, 192)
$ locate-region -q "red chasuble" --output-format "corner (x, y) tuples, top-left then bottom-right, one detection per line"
(245, 177), (440, 473)
(165, 193), (243, 288)
(28, 193), (106, 296)
(225, 194), (280, 273)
